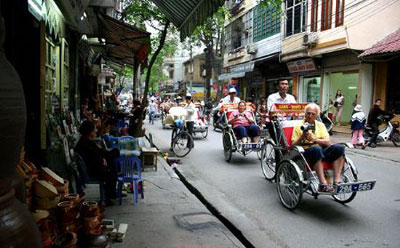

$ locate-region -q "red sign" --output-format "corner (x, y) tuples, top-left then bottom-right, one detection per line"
(287, 58), (317, 73)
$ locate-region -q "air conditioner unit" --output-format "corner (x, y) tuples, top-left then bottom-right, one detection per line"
(303, 32), (318, 46)
(246, 44), (257, 54)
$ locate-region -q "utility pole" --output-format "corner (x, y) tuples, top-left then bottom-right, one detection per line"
(189, 43), (193, 94)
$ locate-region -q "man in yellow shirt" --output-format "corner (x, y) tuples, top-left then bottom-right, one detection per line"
(292, 103), (345, 193)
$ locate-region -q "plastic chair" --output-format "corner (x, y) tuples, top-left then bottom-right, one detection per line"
(74, 152), (106, 202)
(115, 155), (144, 205)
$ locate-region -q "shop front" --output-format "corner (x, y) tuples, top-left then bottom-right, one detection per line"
(287, 58), (321, 105)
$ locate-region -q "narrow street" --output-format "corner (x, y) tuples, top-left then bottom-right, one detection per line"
(146, 120), (400, 248)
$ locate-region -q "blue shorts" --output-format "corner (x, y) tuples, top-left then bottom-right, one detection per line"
(303, 144), (345, 166)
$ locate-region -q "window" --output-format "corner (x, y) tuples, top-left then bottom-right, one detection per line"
(231, 18), (243, 50)
(253, 4), (280, 42)
(242, 10), (253, 47)
(285, 0), (307, 37)
(311, 0), (318, 32)
(321, 0), (333, 31)
(335, 0), (344, 27)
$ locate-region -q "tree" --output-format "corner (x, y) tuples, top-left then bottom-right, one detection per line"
(123, 0), (174, 136)
(191, 7), (227, 102)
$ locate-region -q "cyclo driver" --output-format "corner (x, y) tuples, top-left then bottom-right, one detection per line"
(291, 103), (345, 193)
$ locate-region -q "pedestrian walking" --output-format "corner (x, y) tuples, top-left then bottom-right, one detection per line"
(332, 89), (344, 126)
(351, 104), (366, 149)
(148, 99), (157, 124)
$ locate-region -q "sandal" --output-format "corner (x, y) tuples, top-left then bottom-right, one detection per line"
(319, 184), (334, 193)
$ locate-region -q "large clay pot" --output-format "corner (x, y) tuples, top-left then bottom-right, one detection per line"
(0, 12), (42, 247)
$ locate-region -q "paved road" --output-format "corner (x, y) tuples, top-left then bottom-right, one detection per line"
(146, 120), (400, 248)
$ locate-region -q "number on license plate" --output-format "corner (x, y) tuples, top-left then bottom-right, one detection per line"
(336, 181), (375, 194)
(242, 144), (260, 149)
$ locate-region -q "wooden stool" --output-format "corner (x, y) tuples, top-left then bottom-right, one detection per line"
(140, 147), (159, 171)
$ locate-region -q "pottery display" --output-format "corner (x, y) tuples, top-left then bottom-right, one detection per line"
(34, 179), (59, 198)
(81, 201), (100, 218)
(41, 167), (65, 186)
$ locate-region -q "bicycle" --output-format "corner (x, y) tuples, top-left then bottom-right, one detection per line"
(170, 119), (194, 157)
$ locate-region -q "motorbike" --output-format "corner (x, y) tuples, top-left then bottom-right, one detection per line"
(212, 108), (224, 131)
(319, 110), (333, 135)
(363, 113), (400, 147)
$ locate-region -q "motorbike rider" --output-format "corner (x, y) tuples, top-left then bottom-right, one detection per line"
(367, 99), (391, 148)
(184, 93), (196, 148)
(292, 103), (345, 193)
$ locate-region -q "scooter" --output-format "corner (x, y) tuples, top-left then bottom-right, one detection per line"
(364, 113), (400, 147)
(319, 110), (333, 135)
(212, 108), (224, 131)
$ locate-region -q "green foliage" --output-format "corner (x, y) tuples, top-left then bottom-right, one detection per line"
(258, 0), (283, 15)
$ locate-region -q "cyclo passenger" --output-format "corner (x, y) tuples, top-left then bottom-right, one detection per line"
(227, 101), (260, 143)
(291, 103), (345, 193)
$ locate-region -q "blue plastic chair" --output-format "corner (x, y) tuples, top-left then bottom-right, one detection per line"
(115, 155), (144, 205)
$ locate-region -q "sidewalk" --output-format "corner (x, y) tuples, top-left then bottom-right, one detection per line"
(331, 132), (400, 163)
(86, 157), (244, 248)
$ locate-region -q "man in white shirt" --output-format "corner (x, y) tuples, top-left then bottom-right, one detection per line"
(222, 87), (241, 104)
(184, 93), (196, 148)
(267, 79), (296, 111)
(148, 100), (157, 124)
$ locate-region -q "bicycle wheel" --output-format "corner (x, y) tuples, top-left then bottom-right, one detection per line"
(170, 128), (178, 148)
(333, 161), (358, 204)
(261, 141), (277, 181)
(276, 161), (303, 210)
(223, 131), (233, 162)
(201, 128), (208, 138)
(391, 132), (400, 147)
(172, 131), (193, 157)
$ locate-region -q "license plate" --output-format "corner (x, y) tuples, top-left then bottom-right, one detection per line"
(335, 180), (376, 194)
(242, 143), (261, 149)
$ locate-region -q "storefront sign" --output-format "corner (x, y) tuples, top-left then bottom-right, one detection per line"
(287, 58), (317, 73)
(231, 62), (254, 73)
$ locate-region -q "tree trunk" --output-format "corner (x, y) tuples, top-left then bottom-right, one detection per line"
(132, 20), (170, 137)
(205, 40), (214, 102)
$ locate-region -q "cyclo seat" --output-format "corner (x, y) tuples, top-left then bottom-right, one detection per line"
(281, 120), (335, 170)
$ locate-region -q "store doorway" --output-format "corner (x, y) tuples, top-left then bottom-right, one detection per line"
(328, 71), (359, 124)
(300, 76), (321, 104)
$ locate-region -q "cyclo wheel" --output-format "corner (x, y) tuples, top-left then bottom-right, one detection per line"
(261, 141), (277, 181)
(172, 131), (193, 157)
(202, 128), (209, 138)
(333, 160), (358, 204)
(391, 132), (400, 147)
(223, 130), (233, 162)
(276, 160), (303, 210)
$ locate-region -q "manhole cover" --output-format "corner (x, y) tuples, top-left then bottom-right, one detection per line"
(174, 212), (219, 230)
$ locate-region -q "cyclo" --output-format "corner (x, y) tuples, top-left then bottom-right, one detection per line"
(260, 103), (376, 209)
(222, 102), (264, 162)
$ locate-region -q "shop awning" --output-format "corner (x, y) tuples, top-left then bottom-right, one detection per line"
(151, 0), (225, 40)
(359, 28), (400, 61)
(218, 62), (255, 80)
(218, 72), (246, 81)
(97, 14), (150, 65)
